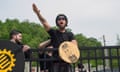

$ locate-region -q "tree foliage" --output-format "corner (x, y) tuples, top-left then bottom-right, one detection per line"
(0, 19), (49, 48)
(0, 19), (102, 48)
(75, 34), (101, 47)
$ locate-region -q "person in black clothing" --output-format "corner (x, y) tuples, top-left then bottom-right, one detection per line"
(32, 3), (78, 72)
(38, 48), (52, 72)
(9, 29), (30, 72)
(38, 40), (53, 72)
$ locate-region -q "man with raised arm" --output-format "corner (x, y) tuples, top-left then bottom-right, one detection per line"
(32, 3), (78, 72)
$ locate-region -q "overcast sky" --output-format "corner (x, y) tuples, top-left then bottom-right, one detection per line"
(0, 0), (120, 45)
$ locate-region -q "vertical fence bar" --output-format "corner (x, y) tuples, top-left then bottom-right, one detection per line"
(36, 51), (39, 72)
(117, 48), (120, 72)
(29, 50), (32, 72)
(25, 46), (120, 72)
(29, 60), (32, 72)
(109, 48), (113, 72)
(29, 57), (32, 72)
(79, 48), (82, 72)
(102, 47), (106, 72)
(73, 63), (75, 72)
(36, 60), (39, 72)
(87, 48), (91, 72)
(43, 53), (46, 72)
(95, 48), (98, 72)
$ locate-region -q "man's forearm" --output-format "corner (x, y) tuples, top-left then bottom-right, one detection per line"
(36, 13), (51, 31)
(36, 13), (47, 24)
(32, 3), (51, 31)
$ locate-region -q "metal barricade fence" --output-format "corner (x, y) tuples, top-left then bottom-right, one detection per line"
(25, 46), (120, 72)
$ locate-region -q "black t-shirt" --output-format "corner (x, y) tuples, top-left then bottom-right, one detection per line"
(16, 42), (30, 59)
(9, 41), (25, 72)
(47, 29), (75, 57)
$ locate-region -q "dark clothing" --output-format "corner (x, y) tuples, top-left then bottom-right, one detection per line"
(53, 62), (72, 72)
(48, 29), (74, 48)
(48, 29), (75, 58)
(16, 42), (30, 59)
(24, 50), (30, 59)
(10, 41), (25, 72)
(16, 42), (23, 49)
(47, 29), (75, 72)
(38, 53), (52, 71)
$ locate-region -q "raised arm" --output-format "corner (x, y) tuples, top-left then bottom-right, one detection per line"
(32, 3), (51, 31)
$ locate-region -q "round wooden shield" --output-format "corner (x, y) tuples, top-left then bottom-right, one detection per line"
(0, 40), (24, 72)
(59, 41), (80, 63)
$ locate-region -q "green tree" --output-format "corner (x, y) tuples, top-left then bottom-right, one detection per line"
(0, 19), (49, 48)
(0, 19), (102, 48)
(75, 34), (101, 47)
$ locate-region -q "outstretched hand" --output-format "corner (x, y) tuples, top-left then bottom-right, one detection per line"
(32, 3), (51, 31)
(32, 3), (40, 14)
(22, 45), (30, 52)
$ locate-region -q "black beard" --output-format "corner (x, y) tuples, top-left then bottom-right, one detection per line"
(15, 40), (23, 45)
